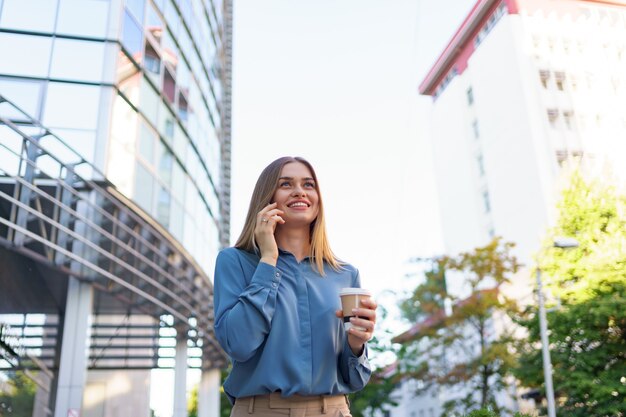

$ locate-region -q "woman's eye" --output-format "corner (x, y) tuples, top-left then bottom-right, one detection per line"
(304, 182), (315, 188)
(280, 181), (291, 187)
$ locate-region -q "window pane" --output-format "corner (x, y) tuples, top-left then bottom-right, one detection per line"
(138, 120), (156, 165)
(0, 33), (52, 77)
(0, 0), (58, 32)
(146, 2), (164, 45)
(43, 83), (101, 130)
(0, 78), (43, 119)
(134, 161), (154, 213)
(126, 0), (146, 26)
(122, 10), (144, 58)
(157, 143), (173, 187)
(139, 78), (159, 125)
(57, 0), (108, 38)
(169, 199), (183, 242)
(52, 128), (97, 165)
(50, 38), (105, 82)
(171, 162), (185, 203)
(156, 186), (170, 227)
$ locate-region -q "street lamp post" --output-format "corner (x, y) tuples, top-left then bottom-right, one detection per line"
(536, 237), (579, 417)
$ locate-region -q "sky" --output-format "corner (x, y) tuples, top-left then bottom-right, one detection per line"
(155, 1), (479, 414)
(230, 0), (476, 307)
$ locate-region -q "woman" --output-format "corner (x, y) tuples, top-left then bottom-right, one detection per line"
(214, 156), (377, 417)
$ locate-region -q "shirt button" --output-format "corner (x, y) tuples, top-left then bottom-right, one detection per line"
(275, 272), (280, 277)
(272, 282), (278, 288)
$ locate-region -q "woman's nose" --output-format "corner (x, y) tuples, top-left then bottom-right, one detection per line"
(291, 184), (306, 196)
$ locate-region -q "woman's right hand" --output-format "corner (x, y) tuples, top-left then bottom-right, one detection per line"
(255, 202), (285, 265)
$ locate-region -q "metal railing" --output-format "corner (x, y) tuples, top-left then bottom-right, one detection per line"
(0, 95), (226, 369)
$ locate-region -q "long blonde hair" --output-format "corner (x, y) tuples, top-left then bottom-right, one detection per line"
(234, 156), (342, 275)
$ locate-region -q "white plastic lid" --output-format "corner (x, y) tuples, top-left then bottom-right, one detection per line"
(339, 288), (371, 296)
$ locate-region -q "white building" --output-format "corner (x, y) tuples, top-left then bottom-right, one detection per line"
(388, 0), (626, 415)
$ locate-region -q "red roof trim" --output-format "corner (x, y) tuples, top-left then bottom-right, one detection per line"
(418, 0), (505, 96)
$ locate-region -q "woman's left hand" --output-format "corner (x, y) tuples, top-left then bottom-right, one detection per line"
(335, 297), (377, 356)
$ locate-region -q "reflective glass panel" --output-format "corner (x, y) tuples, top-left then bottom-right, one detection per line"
(172, 124), (186, 162)
(139, 78), (159, 125)
(144, 40), (162, 84)
(164, 1), (181, 37)
(163, 68), (176, 104)
(146, 2), (164, 44)
(50, 38), (105, 82)
(0, 33), (52, 78)
(169, 199), (183, 242)
(157, 142), (173, 187)
(156, 186), (171, 227)
(57, 0), (108, 38)
(134, 161), (154, 213)
(0, 78), (43, 119)
(162, 30), (179, 71)
(0, 0), (58, 32)
(51, 128), (97, 165)
(126, 0), (146, 26)
(138, 120), (156, 165)
(122, 10), (144, 59)
(43, 83), (101, 130)
(171, 161), (185, 203)
(158, 104), (175, 142)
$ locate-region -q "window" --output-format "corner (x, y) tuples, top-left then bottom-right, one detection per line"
(163, 68), (176, 104)
(0, 0), (57, 32)
(122, 9), (144, 59)
(134, 161), (154, 212)
(472, 119), (480, 139)
(539, 70), (550, 89)
(138, 121), (156, 164)
(483, 190), (491, 213)
(563, 110), (574, 129)
(547, 108), (559, 127)
(477, 154), (485, 176)
(0, 33), (52, 78)
(50, 38), (105, 82)
(467, 87), (474, 105)
(126, 0), (145, 26)
(144, 41), (161, 77)
(0, 78), (43, 120)
(554, 71), (566, 91)
(57, 0), (109, 38)
(43, 83), (101, 130)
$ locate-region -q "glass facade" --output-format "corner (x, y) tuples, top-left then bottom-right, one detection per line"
(0, 0), (232, 277)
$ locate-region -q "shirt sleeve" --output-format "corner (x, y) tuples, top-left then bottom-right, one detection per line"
(339, 339), (372, 390)
(337, 267), (372, 389)
(213, 249), (282, 362)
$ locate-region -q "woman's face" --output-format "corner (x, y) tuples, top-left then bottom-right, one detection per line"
(272, 162), (320, 228)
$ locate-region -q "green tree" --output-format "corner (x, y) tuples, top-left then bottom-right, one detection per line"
(187, 368), (232, 417)
(0, 371), (36, 417)
(188, 383), (198, 417)
(514, 170), (626, 416)
(395, 238), (521, 416)
(349, 304), (401, 417)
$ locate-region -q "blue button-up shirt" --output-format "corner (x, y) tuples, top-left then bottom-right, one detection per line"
(213, 247), (371, 403)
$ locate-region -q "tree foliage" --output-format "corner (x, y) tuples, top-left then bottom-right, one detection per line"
(514, 170), (626, 416)
(0, 371), (36, 417)
(395, 238), (521, 416)
(349, 321), (401, 417)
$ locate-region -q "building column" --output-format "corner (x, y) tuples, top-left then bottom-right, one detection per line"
(173, 332), (188, 417)
(198, 368), (221, 417)
(53, 277), (93, 417)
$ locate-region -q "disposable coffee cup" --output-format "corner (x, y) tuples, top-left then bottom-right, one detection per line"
(339, 288), (372, 332)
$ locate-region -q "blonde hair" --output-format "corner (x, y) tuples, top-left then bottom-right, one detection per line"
(234, 156), (342, 275)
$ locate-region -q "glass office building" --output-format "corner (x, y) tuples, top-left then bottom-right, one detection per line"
(0, 0), (232, 276)
(0, 0), (232, 416)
